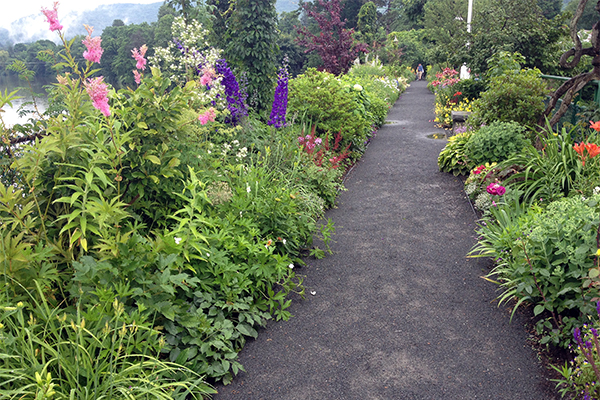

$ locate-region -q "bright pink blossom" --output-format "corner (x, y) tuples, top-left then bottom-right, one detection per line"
(486, 182), (506, 196)
(131, 45), (148, 71)
(84, 77), (110, 117)
(82, 25), (103, 63)
(200, 67), (215, 86)
(41, 2), (63, 32)
(198, 107), (216, 125)
(133, 70), (142, 85)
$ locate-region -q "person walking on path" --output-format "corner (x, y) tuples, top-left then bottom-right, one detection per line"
(417, 63), (424, 80)
(213, 80), (559, 400)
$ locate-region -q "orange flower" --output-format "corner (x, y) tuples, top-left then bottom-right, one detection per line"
(591, 121), (600, 131)
(574, 142), (600, 166)
(574, 143), (587, 166)
(586, 143), (600, 158)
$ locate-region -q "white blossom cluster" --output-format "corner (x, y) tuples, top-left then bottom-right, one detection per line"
(150, 17), (226, 108)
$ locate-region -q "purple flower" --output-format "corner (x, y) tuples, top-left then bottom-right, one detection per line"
(268, 62), (289, 128)
(215, 59), (248, 125)
(574, 327), (583, 345)
(596, 301), (600, 318)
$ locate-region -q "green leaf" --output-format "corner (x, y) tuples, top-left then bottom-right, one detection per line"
(236, 323), (258, 338)
(145, 155), (161, 164)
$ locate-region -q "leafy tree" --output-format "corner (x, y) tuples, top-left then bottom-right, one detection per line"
(538, 0), (562, 19)
(100, 23), (155, 87)
(400, 0), (429, 28)
(357, 1), (379, 45)
(164, 0), (210, 23)
(422, 0), (467, 67)
(386, 29), (428, 68)
(226, 0), (279, 112)
(422, 0), (568, 74)
(296, 0), (368, 75)
(564, 0), (598, 29)
(542, 0), (600, 126)
(278, 10), (308, 77)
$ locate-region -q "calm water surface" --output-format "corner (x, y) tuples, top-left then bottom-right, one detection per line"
(0, 75), (50, 127)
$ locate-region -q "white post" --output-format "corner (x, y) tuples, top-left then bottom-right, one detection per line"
(467, 0), (473, 33)
(461, 0), (473, 79)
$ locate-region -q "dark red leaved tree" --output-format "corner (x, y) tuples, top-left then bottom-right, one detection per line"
(296, 0), (368, 76)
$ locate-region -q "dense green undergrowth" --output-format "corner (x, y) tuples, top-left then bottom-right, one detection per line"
(0, 14), (406, 397)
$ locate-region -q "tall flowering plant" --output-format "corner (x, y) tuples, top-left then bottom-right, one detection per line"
(571, 121), (600, 196)
(268, 62), (289, 128)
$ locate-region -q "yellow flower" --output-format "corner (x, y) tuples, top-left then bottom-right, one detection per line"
(596, 248), (600, 256)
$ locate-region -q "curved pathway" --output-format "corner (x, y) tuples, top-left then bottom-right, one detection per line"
(214, 80), (558, 399)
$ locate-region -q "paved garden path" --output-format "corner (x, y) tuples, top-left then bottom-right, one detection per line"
(214, 80), (559, 399)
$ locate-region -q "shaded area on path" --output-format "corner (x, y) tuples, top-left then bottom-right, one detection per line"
(214, 81), (559, 400)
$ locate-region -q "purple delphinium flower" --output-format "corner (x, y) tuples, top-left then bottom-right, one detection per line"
(575, 327), (583, 346)
(215, 59), (248, 125)
(268, 63), (289, 128)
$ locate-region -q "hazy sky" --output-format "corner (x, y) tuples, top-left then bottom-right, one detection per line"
(1, 0), (162, 28)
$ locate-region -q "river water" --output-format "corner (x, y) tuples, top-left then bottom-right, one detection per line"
(0, 75), (50, 127)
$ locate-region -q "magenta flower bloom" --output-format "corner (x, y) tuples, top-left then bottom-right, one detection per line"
(82, 25), (103, 63)
(41, 2), (63, 32)
(486, 182), (506, 196)
(133, 70), (142, 85)
(84, 77), (111, 117)
(198, 108), (216, 125)
(131, 45), (148, 71)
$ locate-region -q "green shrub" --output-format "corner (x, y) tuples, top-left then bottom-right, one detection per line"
(469, 68), (549, 127)
(500, 128), (583, 204)
(472, 195), (600, 347)
(450, 78), (487, 102)
(465, 121), (529, 166)
(437, 131), (472, 175)
(288, 68), (373, 158)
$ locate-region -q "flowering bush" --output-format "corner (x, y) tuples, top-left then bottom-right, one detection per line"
(429, 67), (460, 88)
(464, 163), (511, 212)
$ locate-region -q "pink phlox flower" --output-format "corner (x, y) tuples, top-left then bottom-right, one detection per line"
(298, 136), (305, 144)
(131, 45), (148, 70)
(41, 2), (63, 32)
(315, 137), (322, 145)
(84, 77), (111, 117)
(198, 107), (217, 125)
(473, 165), (486, 175)
(82, 25), (103, 63)
(133, 70), (142, 85)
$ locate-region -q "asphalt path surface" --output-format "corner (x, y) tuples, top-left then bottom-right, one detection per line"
(214, 80), (559, 400)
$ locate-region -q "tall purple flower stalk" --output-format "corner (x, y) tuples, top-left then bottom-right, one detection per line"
(215, 59), (247, 125)
(268, 64), (289, 128)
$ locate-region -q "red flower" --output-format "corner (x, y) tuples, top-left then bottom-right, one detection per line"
(574, 142), (600, 166)
(453, 91), (462, 97)
(590, 120), (600, 132)
(586, 143), (600, 158)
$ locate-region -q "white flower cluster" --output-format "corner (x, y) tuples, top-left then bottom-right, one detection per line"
(220, 139), (248, 160)
(150, 17), (226, 108)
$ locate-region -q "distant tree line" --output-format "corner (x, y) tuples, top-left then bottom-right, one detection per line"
(0, 0), (596, 99)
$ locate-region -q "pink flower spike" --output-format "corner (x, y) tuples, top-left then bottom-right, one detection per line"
(133, 70), (142, 84)
(131, 45), (148, 70)
(41, 2), (63, 32)
(82, 26), (103, 63)
(84, 77), (111, 117)
(198, 107), (216, 125)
